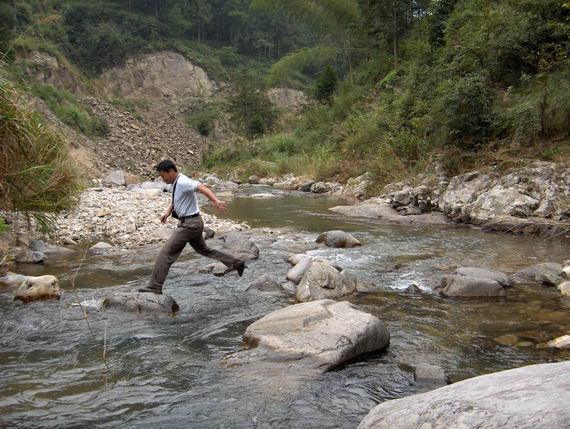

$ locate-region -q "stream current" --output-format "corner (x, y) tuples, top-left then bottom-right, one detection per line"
(1, 186), (569, 428)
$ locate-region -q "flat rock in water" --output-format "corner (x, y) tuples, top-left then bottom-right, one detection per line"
(0, 272), (29, 289)
(102, 292), (179, 315)
(14, 275), (60, 303)
(454, 267), (511, 287)
(436, 275), (506, 297)
(224, 299), (390, 373)
(15, 249), (45, 264)
(358, 361), (570, 429)
(316, 230), (362, 248)
(510, 262), (564, 286)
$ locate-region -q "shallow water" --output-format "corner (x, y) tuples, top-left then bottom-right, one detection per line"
(1, 186), (569, 428)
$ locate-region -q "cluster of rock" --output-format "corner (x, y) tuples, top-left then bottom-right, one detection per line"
(382, 161), (570, 233)
(435, 262), (570, 350)
(82, 97), (209, 177)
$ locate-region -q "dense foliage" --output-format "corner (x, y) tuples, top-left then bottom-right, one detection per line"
(0, 74), (80, 232)
(6, 0), (315, 75)
(202, 0), (569, 190)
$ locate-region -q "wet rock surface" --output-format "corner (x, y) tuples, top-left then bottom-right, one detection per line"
(316, 230), (362, 248)
(296, 261), (358, 302)
(102, 292), (180, 315)
(358, 361), (570, 429)
(224, 299), (390, 373)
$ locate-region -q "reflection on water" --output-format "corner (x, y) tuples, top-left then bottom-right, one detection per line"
(1, 187), (569, 428)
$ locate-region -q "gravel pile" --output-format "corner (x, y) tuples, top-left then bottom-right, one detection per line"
(52, 187), (249, 248)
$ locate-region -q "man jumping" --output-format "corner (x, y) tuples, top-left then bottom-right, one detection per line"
(138, 160), (245, 294)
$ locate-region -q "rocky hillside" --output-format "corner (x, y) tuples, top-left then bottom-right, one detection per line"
(16, 50), (306, 179)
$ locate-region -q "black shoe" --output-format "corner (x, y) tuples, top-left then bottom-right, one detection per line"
(138, 287), (162, 294)
(233, 260), (246, 277)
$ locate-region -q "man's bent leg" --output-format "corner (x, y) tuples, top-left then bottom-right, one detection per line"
(146, 227), (191, 291)
(189, 235), (246, 276)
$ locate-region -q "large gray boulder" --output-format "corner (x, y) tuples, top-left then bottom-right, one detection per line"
(102, 292), (179, 315)
(511, 262), (564, 286)
(358, 361), (570, 429)
(296, 261), (357, 302)
(102, 170), (126, 187)
(220, 232), (259, 260)
(225, 299), (390, 372)
(454, 267), (511, 287)
(316, 230), (362, 248)
(436, 275), (506, 297)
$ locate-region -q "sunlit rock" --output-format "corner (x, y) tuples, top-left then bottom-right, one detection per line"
(316, 230), (362, 248)
(296, 261), (357, 302)
(286, 257), (313, 284)
(358, 361), (570, 429)
(558, 281), (570, 297)
(224, 299), (390, 373)
(102, 170), (126, 187)
(14, 275), (60, 303)
(102, 292), (179, 315)
(547, 335), (570, 349)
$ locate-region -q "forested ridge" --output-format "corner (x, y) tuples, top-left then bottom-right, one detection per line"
(0, 0), (569, 212)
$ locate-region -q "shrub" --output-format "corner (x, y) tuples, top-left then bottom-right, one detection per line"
(434, 73), (494, 145)
(0, 74), (80, 233)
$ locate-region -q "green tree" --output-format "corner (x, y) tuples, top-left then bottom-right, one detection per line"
(226, 76), (278, 139)
(253, 0), (364, 85)
(314, 65), (338, 103)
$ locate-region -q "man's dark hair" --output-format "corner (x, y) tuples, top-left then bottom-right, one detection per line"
(156, 160), (177, 173)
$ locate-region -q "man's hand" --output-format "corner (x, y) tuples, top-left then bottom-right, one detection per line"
(214, 199), (227, 211)
(160, 212), (170, 224)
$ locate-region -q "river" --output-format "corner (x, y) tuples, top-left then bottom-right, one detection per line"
(1, 186), (569, 428)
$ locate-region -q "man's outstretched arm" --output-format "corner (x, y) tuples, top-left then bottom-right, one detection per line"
(197, 184), (227, 210)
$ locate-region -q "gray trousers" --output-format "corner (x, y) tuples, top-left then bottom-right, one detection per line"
(148, 215), (238, 290)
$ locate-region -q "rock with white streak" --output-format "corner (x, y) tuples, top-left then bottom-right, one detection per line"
(224, 299), (390, 372)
